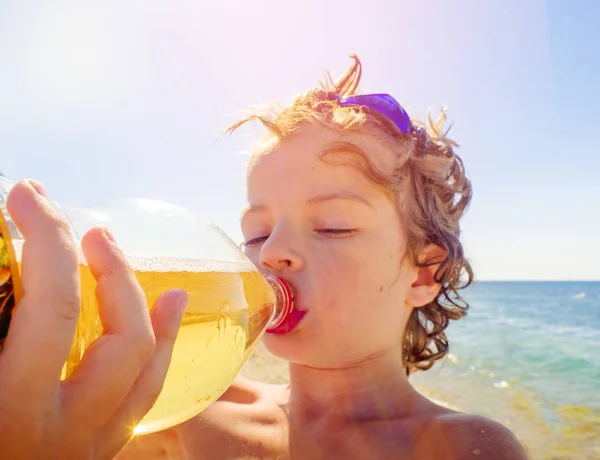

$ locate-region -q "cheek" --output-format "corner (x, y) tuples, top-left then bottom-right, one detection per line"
(313, 248), (384, 313)
(328, 245), (407, 317)
(310, 251), (356, 308)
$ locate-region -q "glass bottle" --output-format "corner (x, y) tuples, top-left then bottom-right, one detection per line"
(0, 177), (294, 435)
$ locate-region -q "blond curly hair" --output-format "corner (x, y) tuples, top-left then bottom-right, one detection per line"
(228, 55), (473, 375)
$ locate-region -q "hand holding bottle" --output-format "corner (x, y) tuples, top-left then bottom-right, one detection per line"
(0, 180), (187, 460)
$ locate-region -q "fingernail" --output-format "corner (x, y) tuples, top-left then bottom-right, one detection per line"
(104, 228), (117, 244)
(26, 179), (50, 199)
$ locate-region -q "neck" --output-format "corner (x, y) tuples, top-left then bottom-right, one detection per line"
(286, 349), (423, 423)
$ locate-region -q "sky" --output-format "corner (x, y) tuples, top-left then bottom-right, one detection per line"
(0, 0), (598, 281)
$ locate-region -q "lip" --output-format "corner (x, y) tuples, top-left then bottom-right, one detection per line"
(266, 309), (307, 335)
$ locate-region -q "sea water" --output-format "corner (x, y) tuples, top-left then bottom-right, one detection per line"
(409, 281), (600, 459)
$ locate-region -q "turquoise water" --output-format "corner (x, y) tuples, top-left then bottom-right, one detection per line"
(410, 281), (600, 459)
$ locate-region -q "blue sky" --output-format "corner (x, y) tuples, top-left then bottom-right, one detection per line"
(0, 0), (598, 281)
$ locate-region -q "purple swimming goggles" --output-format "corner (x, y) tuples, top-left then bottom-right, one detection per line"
(336, 93), (415, 134)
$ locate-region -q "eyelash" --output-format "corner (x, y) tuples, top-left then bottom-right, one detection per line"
(243, 229), (357, 247)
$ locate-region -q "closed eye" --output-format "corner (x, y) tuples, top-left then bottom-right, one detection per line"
(243, 229), (357, 247)
(316, 229), (357, 237)
(242, 235), (269, 247)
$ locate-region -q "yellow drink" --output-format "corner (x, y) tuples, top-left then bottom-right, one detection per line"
(13, 242), (276, 435)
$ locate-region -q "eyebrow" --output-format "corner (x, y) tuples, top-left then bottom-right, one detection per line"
(307, 191), (373, 208)
(242, 191), (373, 219)
(240, 205), (266, 222)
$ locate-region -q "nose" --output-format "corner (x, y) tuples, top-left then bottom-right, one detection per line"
(258, 225), (304, 273)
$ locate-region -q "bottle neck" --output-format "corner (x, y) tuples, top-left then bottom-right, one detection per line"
(265, 275), (295, 329)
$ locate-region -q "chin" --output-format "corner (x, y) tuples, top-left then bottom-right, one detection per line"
(261, 333), (304, 362)
(261, 333), (358, 369)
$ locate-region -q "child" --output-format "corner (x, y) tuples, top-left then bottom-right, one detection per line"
(118, 55), (528, 459)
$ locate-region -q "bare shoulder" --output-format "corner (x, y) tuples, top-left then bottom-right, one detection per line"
(116, 378), (288, 460)
(219, 374), (287, 403)
(430, 412), (530, 460)
(174, 376), (289, 459)
(182, 375), (288, 431)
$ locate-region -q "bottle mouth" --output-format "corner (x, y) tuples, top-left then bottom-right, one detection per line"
(265, 275), (295, 329)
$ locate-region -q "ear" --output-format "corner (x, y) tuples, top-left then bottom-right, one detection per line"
(405, 244), (448, 308)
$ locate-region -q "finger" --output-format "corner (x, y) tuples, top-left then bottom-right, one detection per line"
(1, 180), (80, 397)
(62, 226), (157, 425)
(92, 289), (187, 460)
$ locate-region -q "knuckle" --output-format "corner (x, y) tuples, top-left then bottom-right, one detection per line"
(51, 293), (81, 322)
(46, 212), (74, 238)
(131, 331), (156, 365)
(57, 237), (79, 263)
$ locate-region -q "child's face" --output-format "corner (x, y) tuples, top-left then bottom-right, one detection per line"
(242, 124), (419, 368)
